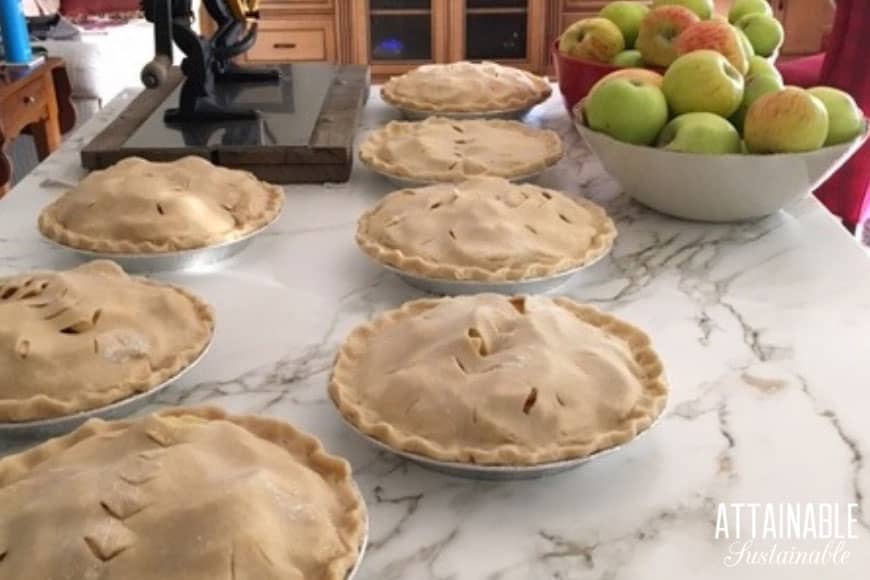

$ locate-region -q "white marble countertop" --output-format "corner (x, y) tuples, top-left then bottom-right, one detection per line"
(2, 88), (870, 579)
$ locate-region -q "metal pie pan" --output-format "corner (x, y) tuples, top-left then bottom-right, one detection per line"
(340, 411), (665, 481)
(42, 213), (281, 274)
(346, 483), (370, 580)
(0, 340), (212, 441)
(367, 165), (546, 190)
(397, 105), (534, 121)
(380, 250), (610, 296)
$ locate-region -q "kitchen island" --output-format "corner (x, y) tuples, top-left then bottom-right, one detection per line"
(1, 88), (869, 579)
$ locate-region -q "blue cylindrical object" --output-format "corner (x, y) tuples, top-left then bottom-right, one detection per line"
(0, 0), (33, 64)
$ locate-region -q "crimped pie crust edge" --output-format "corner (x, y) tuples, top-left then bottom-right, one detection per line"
(358, 118), (565, 182)
(355, 185), (617, 282)
(0, 405), (367, 580)
(37, 177), (285, 255)
(380, 65), (552, 113)
(0, 274), (215, 423)
(328, 296), (669, 466)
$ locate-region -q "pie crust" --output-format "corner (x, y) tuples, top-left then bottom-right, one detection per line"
(0, 261), (214, 422)
(381, 61), (552, 114)
(330, 294), (668, 466)
(38, 156), (285, 254)
(0, 406), (366, 580)
(359, 117), (564, 182)
(356, 177), (616, 281)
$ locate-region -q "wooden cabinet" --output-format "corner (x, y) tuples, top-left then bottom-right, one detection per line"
(201, 0), (835, 79)
(347, 1), (548, 78)
(347, 0), (450, 78)
(244, 16), (336, 63)
(206, 0), (554, 78)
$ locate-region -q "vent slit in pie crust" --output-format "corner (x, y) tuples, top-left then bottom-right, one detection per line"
(356, 177), (617, 281)
(0, 407), (366, 579)
(0, 261), (214, 422)
(381, 61), (552, 114)
(329, 294), (669, 466)
(359, 117), (564, 182)
(38, 156), (285, 254)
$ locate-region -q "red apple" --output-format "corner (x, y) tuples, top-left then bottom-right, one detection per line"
(636, 5), (700, 67)
(675, 20), (749, 74)
(559, 17), (626, 63)
(744, 87), (829, 153)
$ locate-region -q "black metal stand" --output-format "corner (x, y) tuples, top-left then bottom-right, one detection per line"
(141, 0), (278, 124)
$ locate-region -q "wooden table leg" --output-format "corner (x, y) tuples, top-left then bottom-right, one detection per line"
(51, 65), (76, 134)
(32, 73), (63, 161)
(31, 117), (62, 161)
(0, 135), (11, 197)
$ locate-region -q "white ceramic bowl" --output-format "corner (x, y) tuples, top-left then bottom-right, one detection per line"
(574, 115), (869, 222)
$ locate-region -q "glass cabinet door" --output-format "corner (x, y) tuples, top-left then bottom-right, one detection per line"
(369, 0), (434, 61)
(465, 0), (528, 61)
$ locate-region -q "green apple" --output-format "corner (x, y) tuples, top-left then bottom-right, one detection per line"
(662, 50), (745, 117)
(746, 54), (782, 82)
(612, 49), (645, 67)
(600, 1), (649, 49)
(736, 13), (783, 57)
(652, 0), (713, 20)
(559, 17), (625, 63)
(807, 86), (865, 146)
(636, 5), (700, 67)
(590, 68), (664, 94)
(735, 26), (755, 60)
(583, 76), (669, 145)
(744, 87), (829, 153)
(657, 112), (742, 154)
(728, 0), (772, 24)
(729, 73), (783, 132)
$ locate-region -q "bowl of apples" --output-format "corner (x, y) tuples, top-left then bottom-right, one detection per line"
(569, 0), (869, 222)
(555, 0), (784, 113)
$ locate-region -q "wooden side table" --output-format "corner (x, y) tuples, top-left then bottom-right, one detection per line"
(0, 57), (76, 196)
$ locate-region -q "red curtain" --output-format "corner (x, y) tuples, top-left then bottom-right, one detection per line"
(779, 0), (870, 229)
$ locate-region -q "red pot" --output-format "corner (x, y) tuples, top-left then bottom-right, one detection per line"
(553, 40), (621, 114)
(552, 40), (664, 114)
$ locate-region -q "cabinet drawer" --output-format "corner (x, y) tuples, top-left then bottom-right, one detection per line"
(247, 19), (336, 62)
(1, 75), (49, 136)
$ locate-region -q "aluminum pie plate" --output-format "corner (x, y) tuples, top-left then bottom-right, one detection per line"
(367, 165), (546, 190)
(397, 105), (534, 121)
(345, 483), (370, 580)
(0, 340), (212, 441)
(341, 411), (665, 481)
(380, 250), (610, 296)
(42, 213), (281, 274)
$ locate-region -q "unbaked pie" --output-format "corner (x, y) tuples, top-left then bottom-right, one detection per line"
(38, 156), (285, 254)
(356, 177), (616, 281)
(359, 117), (564, 182)
(0, 406), (367, 580)
(329, 294), (668, 465)
(381, 61), (552, 114)
(0, 261), (214, 422)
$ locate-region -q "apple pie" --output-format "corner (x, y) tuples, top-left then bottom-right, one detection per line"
(329, 294), (668, 465)
(356, 177), (616, 281)
(38, 156), (284, 254)
(0, 261), (214, 422)
(381, 61), (551, 114)
(0, 406), (367, 580)
(359, 117), (564, 183)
